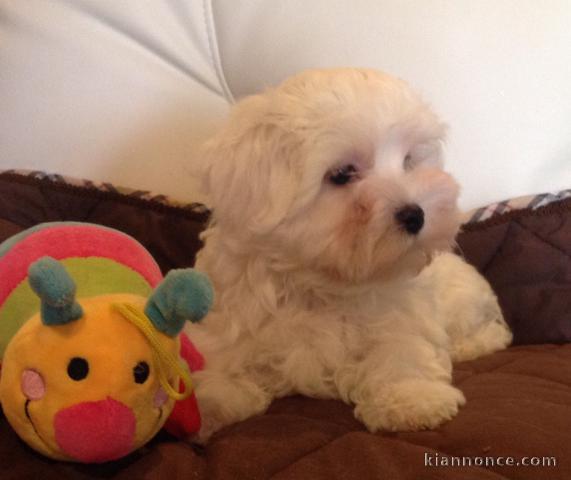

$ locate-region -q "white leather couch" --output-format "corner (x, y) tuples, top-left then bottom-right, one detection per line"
(1, 0), (570, 211)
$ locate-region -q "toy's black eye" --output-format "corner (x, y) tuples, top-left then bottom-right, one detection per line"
(133, 361), (150, 384)
(67, 357), (89, 381)
(327, 164), (358, 185)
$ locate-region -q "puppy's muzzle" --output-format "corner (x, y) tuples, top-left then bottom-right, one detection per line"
(395, 204), (424, 235)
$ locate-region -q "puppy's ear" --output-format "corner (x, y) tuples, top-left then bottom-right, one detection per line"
(200, 94), (302, 235)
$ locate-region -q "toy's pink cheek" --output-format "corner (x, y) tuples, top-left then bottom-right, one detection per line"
(21, 369), (45, 400)
(153, 387), (168, 408)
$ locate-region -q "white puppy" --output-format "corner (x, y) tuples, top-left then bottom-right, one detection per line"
(187, 68), (512, 441)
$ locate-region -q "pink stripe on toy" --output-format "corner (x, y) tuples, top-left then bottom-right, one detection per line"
(0, 225), (162, 306)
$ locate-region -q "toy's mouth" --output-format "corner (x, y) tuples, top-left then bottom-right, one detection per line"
(24, 399), (62, 458)
(156, 405), (163, 424)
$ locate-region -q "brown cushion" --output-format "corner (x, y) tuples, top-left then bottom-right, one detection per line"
(458, 197), (571, 345)
(1, 172), (570, 479)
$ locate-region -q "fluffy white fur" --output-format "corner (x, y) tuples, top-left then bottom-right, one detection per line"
(186, 68), (512, 441)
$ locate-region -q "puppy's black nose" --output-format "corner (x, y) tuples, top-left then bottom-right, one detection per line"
(395, 204), (424, 234)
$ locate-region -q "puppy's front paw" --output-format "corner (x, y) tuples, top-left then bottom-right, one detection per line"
(354, 380), (466, 432)
(190, 372), (272, 444)
(192, 414), (227, 445)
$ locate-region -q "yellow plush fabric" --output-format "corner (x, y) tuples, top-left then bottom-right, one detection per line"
(0, 293), (180, 461)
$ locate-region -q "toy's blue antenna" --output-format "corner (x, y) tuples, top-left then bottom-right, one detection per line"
(28, 256), (83, 326)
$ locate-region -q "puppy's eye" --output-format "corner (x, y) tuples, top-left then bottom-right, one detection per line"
(404, 153), (414, 170)
(327, 165), (358, 186)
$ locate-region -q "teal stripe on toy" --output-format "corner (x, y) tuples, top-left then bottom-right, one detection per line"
(0, 222), (90, 258)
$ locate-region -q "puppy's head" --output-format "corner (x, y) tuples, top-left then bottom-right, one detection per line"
(201, 68), (460, 284)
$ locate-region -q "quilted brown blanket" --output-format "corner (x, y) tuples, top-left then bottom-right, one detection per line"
(1, 172), (570, 480)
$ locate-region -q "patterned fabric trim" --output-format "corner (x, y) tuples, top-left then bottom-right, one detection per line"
(0, 169), (210, 215)
(2, 169), (569, 226)
(463, 189), (571, 224)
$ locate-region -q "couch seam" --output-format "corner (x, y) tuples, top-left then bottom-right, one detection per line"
(202, 0), (235, 104)
(269, 434), (349, 479)
(480, 222), (513, 275)
(511, 219), (571, 262)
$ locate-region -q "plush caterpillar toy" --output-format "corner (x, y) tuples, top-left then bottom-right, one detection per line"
(0, 222), (212, 463)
